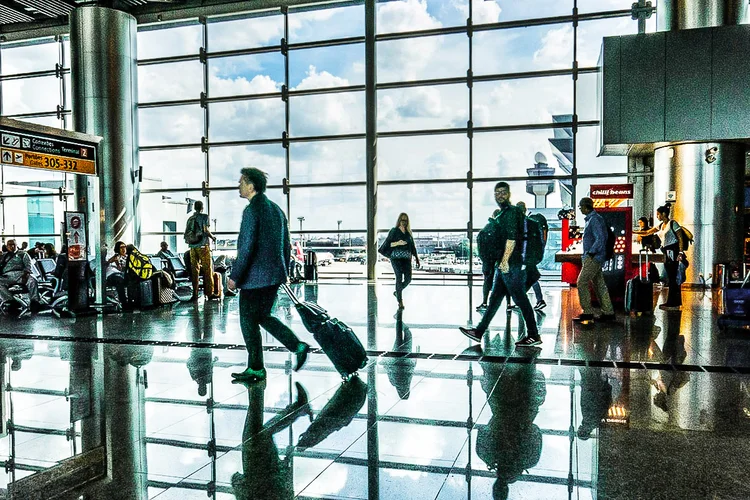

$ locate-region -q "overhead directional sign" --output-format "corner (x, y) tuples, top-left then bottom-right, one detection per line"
(0, 118), (100, 176)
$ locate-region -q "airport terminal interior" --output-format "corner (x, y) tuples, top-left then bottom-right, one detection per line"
(0, 0), (748, 499)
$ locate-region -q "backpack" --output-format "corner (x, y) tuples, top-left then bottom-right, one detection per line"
(127, 247), (154, 281)
(605, 226), (616, 261)
(527, 212), (549, 245)
(521, 216), (544, 267)
(184, 214), (204, 245)
(477, 217), (504, 263)
(672, 221), (694, 251)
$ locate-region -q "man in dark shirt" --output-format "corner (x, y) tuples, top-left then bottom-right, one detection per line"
(460, 182), (541, 347)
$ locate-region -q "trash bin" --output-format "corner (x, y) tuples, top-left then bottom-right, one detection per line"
(304, 251), (318, 281)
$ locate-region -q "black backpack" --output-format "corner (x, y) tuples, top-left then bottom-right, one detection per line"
(605, 226), (616, 261)
(184, 215), (204, 245)
(477, 217), (504, 263)
(521, 217), (544, 267)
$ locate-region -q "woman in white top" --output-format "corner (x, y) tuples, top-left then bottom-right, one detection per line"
(105, 241), (128, 306)
(643, 205), (682, 309)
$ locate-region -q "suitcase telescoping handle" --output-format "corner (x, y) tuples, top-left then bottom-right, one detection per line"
(281, 283), (302, 306)
(639, 249), (650, 281)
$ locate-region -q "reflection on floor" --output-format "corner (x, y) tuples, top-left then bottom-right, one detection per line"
(0, 282), (747, 499)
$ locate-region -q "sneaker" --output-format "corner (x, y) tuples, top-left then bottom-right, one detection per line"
(599, 314), (617, 322)
(459, 327), (483, 343)
(515, 336), (542, 347)
(294, 343), (310, 372)
(476, 303), (487, 312)
(231, 367), (267, 382)
(573, 314), (595, 323)
(534, 300), (547, 311)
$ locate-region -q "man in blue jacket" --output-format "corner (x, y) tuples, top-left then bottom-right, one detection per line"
(575, 197), (615, 323)
(227, 167), (310, 382)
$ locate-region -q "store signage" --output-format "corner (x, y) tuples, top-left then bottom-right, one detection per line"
(0, 126), (97, 175)
(590, 184), (634, 199)
(65, 212), (87, 262)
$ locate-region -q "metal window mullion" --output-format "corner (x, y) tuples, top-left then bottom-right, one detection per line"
(467, 0), (475, 305)
(202, 17), (210, 214)
(283, 6), (291, 220)
(571, 2), (578, 203)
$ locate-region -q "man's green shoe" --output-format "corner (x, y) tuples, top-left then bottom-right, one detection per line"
(231, 367), (267, 382)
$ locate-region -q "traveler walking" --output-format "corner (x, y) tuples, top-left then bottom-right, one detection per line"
(477, 209), (501, 312)
(227, 167), (310, 383)
(517, 201), (547, 311)
(574, 197), (615, 322)
(378, 213), (420, 310)
(459, 182), (541, 347)
(184, 200), (217, 301)
(639, 205), (683, 310)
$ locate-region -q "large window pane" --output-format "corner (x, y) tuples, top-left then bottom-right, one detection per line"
(141, 148), (205, 189)
(577, 71), (599, 122)
(378, 84), (465, 132)
(2, 164), (68, 186)
(209, 145), (285, 188)
(290, 92), (364, 137)
(489, 1), (570, 23)
(14, 116), (63, 129)
(379, 183), (467, 230)
(138, 61), (203, 103)
(210, 99), (285, 142)
(289, 4), (364, 43)
(139, 191), (201, 254)
(137, 24), (202, 60)
(579, 0), (634, 13)
(380, 134), (466, 181)
(290, 139), (364, 183)
(1, 194), (68, 238)
(290, 186), (365, 231)
(474, 128), (561, 179)
(207, 14), (284, 52)
(473, 76), (572, 128)
(1, 39), (58, 74)
(289, 44), (364, 89)
(576, 126), (627, 175)
(474, 23), (573, 75)
(377, 0), (470, 34)
(472, 180), (536, 225)
(211, 187), (286, 233)
(209, 53), (283, 98)
(2, 77), (60, 115)
(139, 105), (203, 147)
(377, 34), (467, 83)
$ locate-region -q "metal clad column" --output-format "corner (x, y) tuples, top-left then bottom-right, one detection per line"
(70, 7), (139, 254)
(365, 0), (378, 281)
(654, 0), (749, 285)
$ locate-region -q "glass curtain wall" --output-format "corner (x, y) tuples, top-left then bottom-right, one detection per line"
(135, 0), (649, 279)
(0, 1), (655, 273)
(0, 36), (72, 250)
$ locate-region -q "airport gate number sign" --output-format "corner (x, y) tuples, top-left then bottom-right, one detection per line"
(0, 129), (96, 175)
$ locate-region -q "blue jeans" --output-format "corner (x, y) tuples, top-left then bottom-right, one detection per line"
(477, 266), (538, 337)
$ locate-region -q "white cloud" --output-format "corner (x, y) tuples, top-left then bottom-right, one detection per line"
(452, 0), (502, 24)
(533, 25), (573, 69)
(377, 0), (442, 33)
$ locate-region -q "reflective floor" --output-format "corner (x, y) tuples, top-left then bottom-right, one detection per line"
(0, 282), (748, 499)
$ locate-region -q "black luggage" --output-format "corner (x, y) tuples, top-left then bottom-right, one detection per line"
(625, 250), (654, 314)
(128, 279), (155, 309)
(282, 284), (367, 379)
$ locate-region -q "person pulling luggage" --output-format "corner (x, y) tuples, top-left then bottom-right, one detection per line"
(638, 205), (684, 310)
(227, 167), (310, 383)
(459, 182), (541, 347)
(573, 197), (616, 323)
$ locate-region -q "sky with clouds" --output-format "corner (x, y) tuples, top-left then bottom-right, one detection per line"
(0, 0), (649, 239)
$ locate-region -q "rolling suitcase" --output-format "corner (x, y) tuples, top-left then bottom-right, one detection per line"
(625, 250), (654, 314)
(282, 284), (367, 379)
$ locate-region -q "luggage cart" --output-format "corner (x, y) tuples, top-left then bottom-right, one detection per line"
(717, 266), (750, 332)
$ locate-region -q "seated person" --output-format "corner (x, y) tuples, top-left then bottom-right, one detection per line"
(105, 241), (128, 306)
(156, 241), (175, 260)
(0, 239), (43, 312)
(44, 243), (58, 261)
(54, 245), (69, 291)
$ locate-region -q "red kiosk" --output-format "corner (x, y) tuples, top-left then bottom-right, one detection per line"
(556, 184), (637, 303)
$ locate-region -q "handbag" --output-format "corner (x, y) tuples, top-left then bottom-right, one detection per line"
(378, 239), (392, 258)
(390, 248), (412, 260)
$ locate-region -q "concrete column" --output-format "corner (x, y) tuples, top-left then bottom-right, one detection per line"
(654, 0), (749, 286)
(70, 6), (139, 259)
